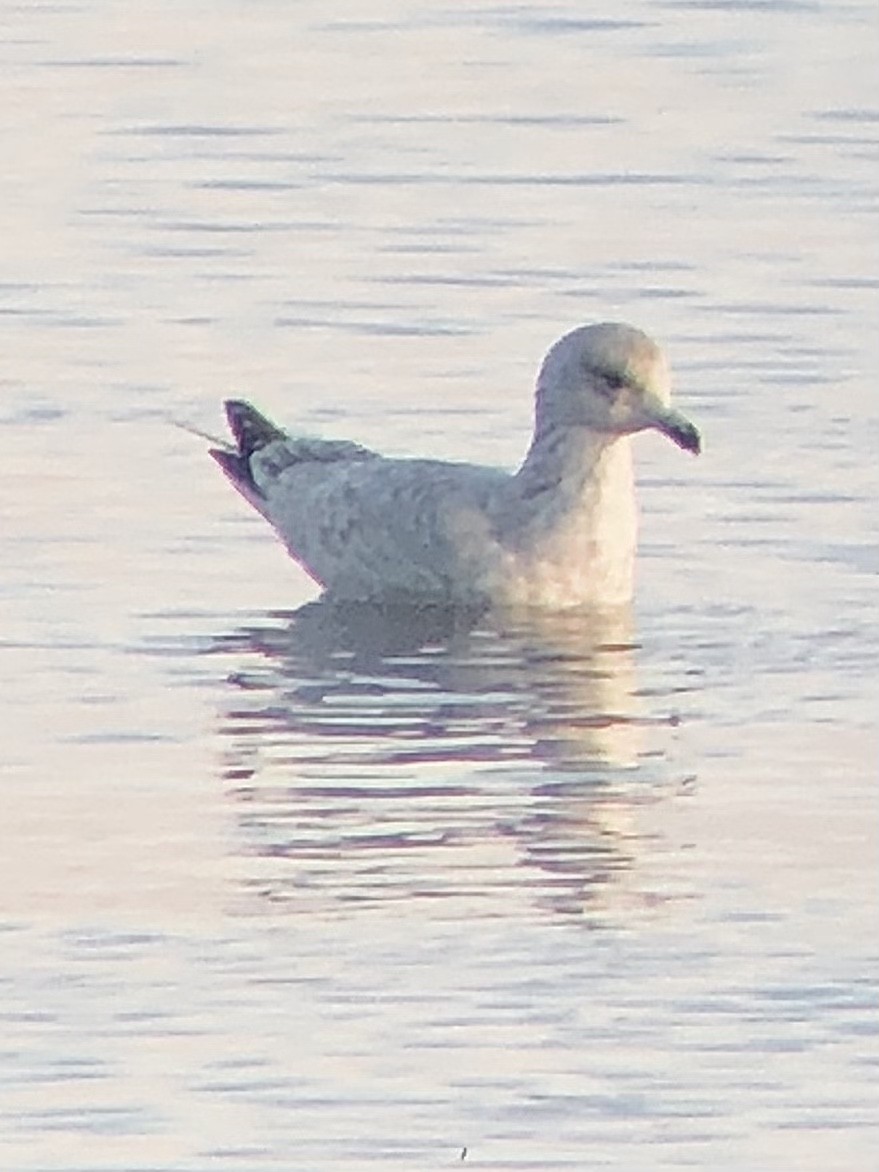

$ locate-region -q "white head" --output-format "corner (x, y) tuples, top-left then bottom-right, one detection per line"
(534, 322), (700, 454)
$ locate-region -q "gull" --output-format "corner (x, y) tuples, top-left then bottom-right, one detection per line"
(210, 322), (700, 609)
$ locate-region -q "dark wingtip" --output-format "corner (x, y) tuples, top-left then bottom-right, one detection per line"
(224, 399), (285, 458)
(210, 446), (250, 484)
(210, 445), (269, 510)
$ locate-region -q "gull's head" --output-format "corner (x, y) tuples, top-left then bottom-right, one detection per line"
(535, 322), (701, 454)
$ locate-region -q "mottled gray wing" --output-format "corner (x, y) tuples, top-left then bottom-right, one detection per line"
(258, 453), (508, 601)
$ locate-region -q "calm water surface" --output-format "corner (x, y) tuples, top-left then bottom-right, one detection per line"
(1, 1), (877, 1169)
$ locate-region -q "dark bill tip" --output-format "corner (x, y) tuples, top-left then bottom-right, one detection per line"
(669, 418), (701, 455)
(654, 409), (701, 455)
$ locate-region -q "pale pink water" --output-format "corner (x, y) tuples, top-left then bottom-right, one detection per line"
(1, 2), (876, 1169)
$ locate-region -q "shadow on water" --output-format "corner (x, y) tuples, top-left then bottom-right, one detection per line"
(208, 601), (690, 919)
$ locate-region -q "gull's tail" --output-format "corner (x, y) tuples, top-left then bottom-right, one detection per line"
(210, 400), (285, 513)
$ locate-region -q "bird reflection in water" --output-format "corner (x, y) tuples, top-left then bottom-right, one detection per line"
(211, 601), (687, 920)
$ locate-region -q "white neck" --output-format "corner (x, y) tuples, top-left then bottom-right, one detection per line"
(496, 425), (637, 608)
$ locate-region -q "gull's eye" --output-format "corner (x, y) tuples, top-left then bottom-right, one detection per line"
(598, 370), (627, 397)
